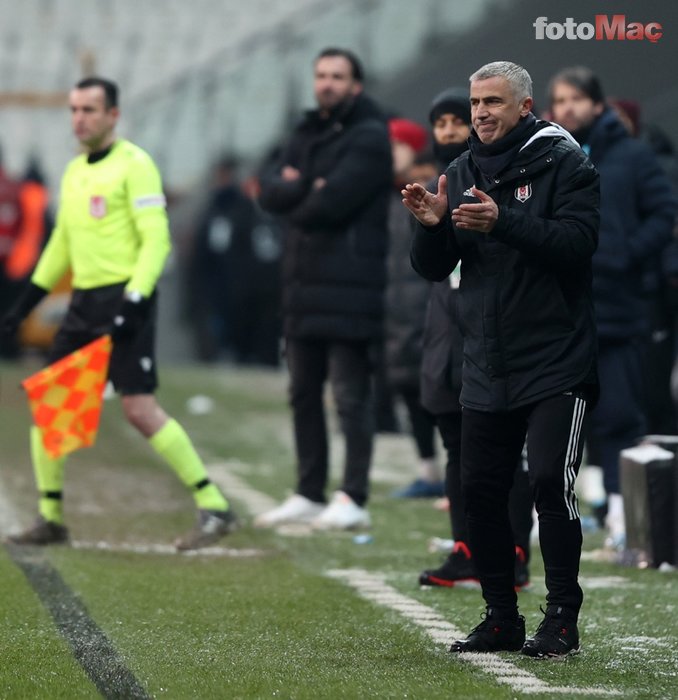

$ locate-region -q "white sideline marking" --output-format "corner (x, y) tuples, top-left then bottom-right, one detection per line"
(579, 575), (638, 589)
(0, 477), (20, 535)
(207, 461), (280, 515)
(327, 569), (621, 696)
(71, 541), (264, 557)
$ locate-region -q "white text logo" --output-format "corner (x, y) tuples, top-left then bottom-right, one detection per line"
(534, 15), (663, 43)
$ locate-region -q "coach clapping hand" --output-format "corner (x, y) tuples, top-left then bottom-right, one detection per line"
(402, 174), (448, 227)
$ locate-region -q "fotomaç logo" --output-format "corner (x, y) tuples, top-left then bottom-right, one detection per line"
(534, 15), (663, 43)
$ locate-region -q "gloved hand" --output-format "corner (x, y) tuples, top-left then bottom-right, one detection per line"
(1, 282), (48, 339)
(111, 292), (150, 341)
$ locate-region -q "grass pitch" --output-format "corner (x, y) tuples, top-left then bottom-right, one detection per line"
(0, 361), (677, 699)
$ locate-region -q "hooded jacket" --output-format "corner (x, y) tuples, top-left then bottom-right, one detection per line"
(412, 119), (600, 412)
(583, 109), (677, 339)
(258, 94), (391, 341)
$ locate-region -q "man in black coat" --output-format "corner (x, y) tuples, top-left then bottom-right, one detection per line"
(549, 67), (677, 549)
(405, 61), (599, 658)
(257, 47), (392, 530)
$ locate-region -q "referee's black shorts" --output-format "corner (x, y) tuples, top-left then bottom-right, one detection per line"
(48, 282), (158, 395)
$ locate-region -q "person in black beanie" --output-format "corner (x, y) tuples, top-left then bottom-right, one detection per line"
(428, 87), (471, 167)
(405, 61), (599, 658)
(418, 87), (533, 590)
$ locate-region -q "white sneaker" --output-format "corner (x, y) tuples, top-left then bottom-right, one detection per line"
(604, 493), (626, 550)
(253, 494), (324, 528)
(311, 491), (371, 530)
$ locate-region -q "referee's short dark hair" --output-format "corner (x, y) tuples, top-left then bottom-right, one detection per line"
(547, 66), (605, 106)
(315, 47), (364, 82)
(75, 76), (119, 109)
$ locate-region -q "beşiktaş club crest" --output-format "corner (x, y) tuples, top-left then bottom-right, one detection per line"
(514, 183), (532, 203)
(89, 195), (107, 219)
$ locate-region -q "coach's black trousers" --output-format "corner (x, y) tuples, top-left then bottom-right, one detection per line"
(462, 391), (586, 615)
(435, 411), (533, 558)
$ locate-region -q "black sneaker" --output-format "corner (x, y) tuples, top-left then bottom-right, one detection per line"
(6, 516), (69, 546)
(450, 609), (526, 653)
(514, 546), (530, 590)
(419, 541), (479, 587)
(522, 606), (580, 659)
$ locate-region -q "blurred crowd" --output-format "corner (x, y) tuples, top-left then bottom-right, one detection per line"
(182, 156), (283, 366)
(0, 151), (53, 359)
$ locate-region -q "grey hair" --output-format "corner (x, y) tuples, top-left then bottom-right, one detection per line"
(469, 61), (533, 100)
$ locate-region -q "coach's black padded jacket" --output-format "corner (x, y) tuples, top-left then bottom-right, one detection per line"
(411, 119), (600, 412)
(258, 94), (391, 341)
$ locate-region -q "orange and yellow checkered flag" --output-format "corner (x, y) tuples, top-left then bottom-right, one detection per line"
(22, 335), (112, 458)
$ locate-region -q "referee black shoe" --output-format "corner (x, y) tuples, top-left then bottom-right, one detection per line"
(6, 516), (70, 546)
(175, 508), (239, 551)
(449, 608), (525, 653)
(522, 606), (580, 659)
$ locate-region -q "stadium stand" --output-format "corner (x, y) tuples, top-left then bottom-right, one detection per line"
(0, 0), (504, 190)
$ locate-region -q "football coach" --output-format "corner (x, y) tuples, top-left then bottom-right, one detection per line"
(404, 61), (599, 658)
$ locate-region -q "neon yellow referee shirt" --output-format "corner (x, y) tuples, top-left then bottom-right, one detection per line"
(32, 139), (171, 298)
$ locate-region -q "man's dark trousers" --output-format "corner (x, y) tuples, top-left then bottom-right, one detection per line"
(286, 337), (374, 507)
(436, 411), (533, 555)
(461, 391), (587, 615)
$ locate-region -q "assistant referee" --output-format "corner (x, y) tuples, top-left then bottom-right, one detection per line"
(3, 77), (236, 550)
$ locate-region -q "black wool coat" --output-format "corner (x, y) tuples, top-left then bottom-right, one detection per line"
(258, 94), (392, 341)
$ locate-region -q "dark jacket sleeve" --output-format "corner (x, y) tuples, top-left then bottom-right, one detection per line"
(490, 147), (599, 270)
(286, 122), (391, 228)
(410, 214), (461, 282)
(626, 141), (677, 263)
(258, 136), (311, 214)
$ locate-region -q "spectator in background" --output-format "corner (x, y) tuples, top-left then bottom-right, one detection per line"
(384, 118), (444, 499)
(414, 88), (531, 589)
(239, 168), (284, 367)
(188, 156), (256, 362)
(649, 129), (678, 415)
(609, 98), (678, 434)
(14, 158), (50, 279)
(256, 48), (391, 529)
(549, 68), (677, 548)
(0, 149), (47, 358)
(408, 151), (439, 187)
